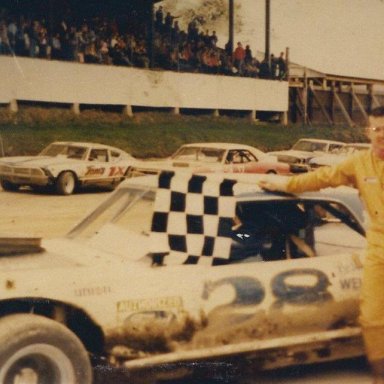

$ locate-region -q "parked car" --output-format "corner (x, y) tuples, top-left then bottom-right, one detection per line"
(268, 138), (346, 173)
(0, 172), (367, 383)
(309, 143), (370, 169)
(0, 141), (137, 195)
(128, 142), (290, 177)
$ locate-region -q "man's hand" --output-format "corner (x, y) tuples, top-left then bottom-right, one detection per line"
(257, 179), (288, 192)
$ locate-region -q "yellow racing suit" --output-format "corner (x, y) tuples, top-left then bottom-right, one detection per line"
(285, 149), (384, 361)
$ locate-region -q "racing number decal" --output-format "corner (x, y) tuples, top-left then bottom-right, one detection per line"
(108, 166), (126, 177)
(203, 268), (331, 310)
(203, 276), (265, 306)
(271, 269), (332, 308)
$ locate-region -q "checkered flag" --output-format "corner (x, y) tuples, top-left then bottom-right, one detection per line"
(150, 171), (237, 265)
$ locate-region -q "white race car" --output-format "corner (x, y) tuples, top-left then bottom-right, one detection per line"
(0, 173), (367, 383)
(0, 141), (137, 195)
(268, 138), (346, 173)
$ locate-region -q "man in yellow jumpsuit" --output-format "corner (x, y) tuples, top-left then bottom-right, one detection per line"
(259, 106), (384, 384)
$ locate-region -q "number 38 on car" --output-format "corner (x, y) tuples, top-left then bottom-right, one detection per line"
(0, 173), (367, 383)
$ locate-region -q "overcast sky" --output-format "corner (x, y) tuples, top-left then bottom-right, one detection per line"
(162, 0), (384, 80)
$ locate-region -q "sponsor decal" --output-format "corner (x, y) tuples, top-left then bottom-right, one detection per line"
(85, 166), (106, 176)
(117, 296), (183, 315)
(74, 286), (111, 297)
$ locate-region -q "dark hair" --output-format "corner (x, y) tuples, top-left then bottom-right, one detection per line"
(369, 106), (384, 117)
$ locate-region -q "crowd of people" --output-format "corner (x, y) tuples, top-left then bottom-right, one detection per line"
(0, 5), (287, 80)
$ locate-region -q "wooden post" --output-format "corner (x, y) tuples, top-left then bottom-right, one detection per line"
(280, 111), (288, 126)
(71, 103), (80, 115)
(303, 68), (308, 125)
(249, 110), (257, 122)
(9, 99), (18, 113)
(173, 107), (180, 115)
(123, 105), (133, 117)
(213, 109), (219, 117)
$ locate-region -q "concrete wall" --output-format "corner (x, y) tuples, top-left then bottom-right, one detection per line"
(0, 56), (288, 112)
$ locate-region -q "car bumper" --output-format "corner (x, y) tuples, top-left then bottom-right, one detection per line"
(0, 173), (51, 186)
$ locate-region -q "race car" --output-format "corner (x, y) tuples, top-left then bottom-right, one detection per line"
(0, 141), (137, 195)
(268, 138), (346, 173)
(128, 142), (290, 177)
(0, 172), (367, 383)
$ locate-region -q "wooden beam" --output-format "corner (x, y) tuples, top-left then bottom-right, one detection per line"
(351, 87), (368, 121)
(333, 91), (355, 127)
(372, 94), (381, 108)
(296, 89), (312, 126)
(309, 85), (333, 125)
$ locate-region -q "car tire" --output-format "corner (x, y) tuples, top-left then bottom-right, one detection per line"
(0, 179), (20, 191)
(56, 171), (76, 195)
(0, 313), (92, 384)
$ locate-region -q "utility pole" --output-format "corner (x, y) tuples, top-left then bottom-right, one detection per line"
(228, 0), (234, 55)
(265, 0), (270, 64)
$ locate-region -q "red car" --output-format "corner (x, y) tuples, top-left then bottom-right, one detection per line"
(129, 142), (290, 177)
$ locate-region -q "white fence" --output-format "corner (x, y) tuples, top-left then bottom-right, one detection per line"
(0, 56), (288, 113)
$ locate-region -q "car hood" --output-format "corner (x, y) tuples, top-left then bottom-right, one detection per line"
(134, 158), (209, 169)
(270, 150), (316, 159)
(0, 156), (81, 168)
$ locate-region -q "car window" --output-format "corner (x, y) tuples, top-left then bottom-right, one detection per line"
(227, 150), (257, 164)
(292, 140), (326, 152)
(110, 150), (121, 162)
(66, 146), (87, 160)
(229, 200), (365, 264)
(329, 144), (344, 153)
(89, 149), (109, 162)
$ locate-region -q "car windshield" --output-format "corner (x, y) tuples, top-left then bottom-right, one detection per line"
(172, 147), (225, 163)
(39, 144), (88, 160)
(67, 185), (155, 240)
(292, 140), (327, 152)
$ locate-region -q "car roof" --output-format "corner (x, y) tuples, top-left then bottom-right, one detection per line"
(178, 142), (263, 151)
(50, 141), (123, 151)
(296, 138), (346, 145)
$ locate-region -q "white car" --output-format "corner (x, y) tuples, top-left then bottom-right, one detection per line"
(0, 141), (137, 195)
(268, 138), (346, 173)
(128, 142), (290, 177)
(309, 143), (371, 169)
(0, 173), (367, 383)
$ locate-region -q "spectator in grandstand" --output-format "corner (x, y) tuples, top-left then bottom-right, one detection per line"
(7, 16), (17, 52)
(26, 20), (40, 58)
(209, 31), (218, 48)
(0, 19), (10, 55)
(233, 41), (245, 75)
(171, 20), (180, 45)
(50, 32), (62, 60)
(277, 51), (287, 80)
(270, 53), (278, 79)
(38, 24), (49, 59)
(155, 6), (164, 32)
(258, 57), (271, 79)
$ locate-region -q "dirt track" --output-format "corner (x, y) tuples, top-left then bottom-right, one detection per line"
(0, 187), (109, 238)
